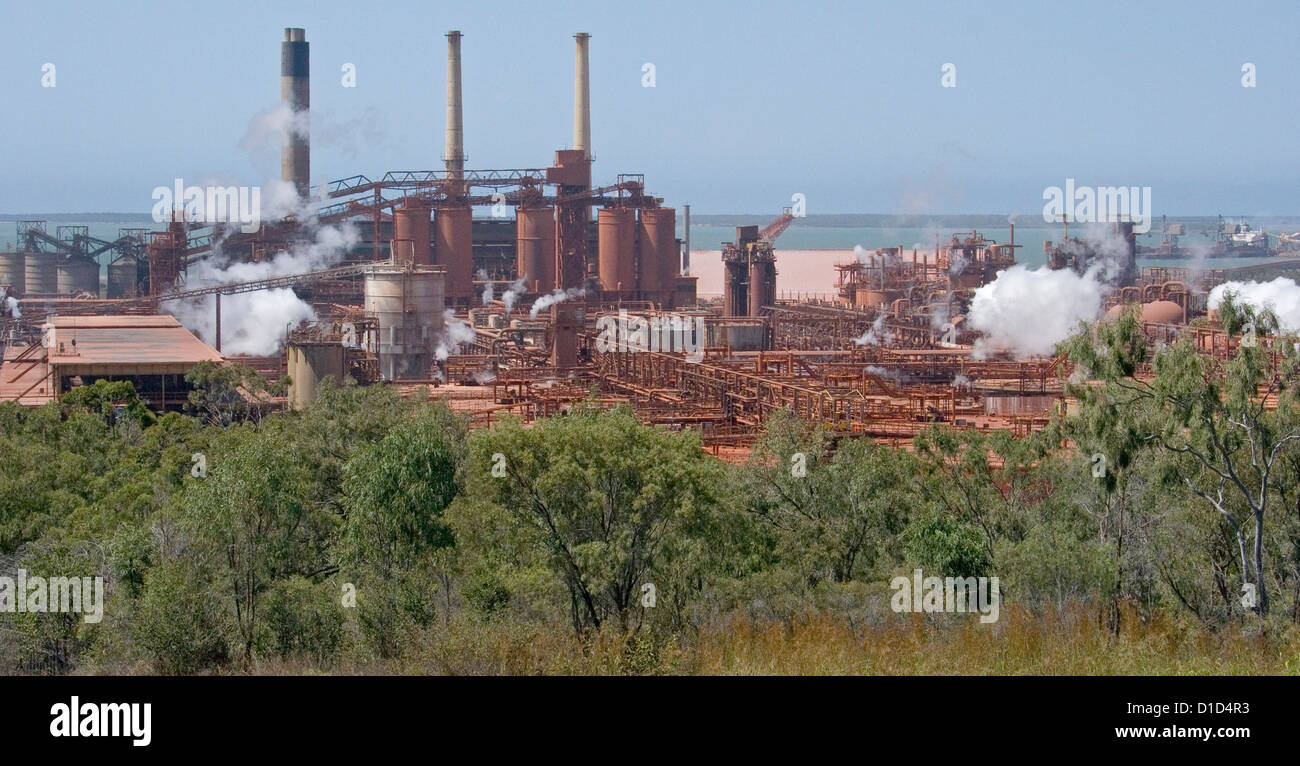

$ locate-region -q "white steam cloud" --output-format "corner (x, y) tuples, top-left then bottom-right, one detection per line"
(852, 314), (890, 346)
(530, 287), (585, 319)
(968, 264), (1105, 359)
(502, 276), (528, 311)
(435, 309), (477, 362)
(167, 223), (360, 355)
(1209, 277), (1300, 333)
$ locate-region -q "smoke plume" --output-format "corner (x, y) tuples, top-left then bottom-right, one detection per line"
(968, 264), (1105, 359)
(167, 223), (359, 355)
(1209, 277), (1300, 333)
(530, 287), (585, 319)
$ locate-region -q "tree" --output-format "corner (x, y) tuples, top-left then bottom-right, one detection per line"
(177, 427), (337, 662)
(461, 404), (721, 635)
(742, 410), (913, 584)
(340, 411), (463, 656)
(1065, 298), (1300, 617)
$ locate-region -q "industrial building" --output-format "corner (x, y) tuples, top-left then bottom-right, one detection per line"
(0, 25), (1280, 459)
(0, 315), (222, 408)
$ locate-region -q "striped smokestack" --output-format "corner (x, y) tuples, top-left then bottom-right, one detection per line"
(280, 28), (310, 199)
(445, 31), (465, 180)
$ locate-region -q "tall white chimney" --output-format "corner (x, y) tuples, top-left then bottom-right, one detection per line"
(573, 33), (591, 160)
(445, 31), (465, 180)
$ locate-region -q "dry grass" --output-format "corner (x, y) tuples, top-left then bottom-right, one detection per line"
(195, 602), (1300, 676)
(688, 603), (1300, 675)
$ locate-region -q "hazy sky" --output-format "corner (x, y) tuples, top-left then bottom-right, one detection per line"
(3, 0), (1297, 216)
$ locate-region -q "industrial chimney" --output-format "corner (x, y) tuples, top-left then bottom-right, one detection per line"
(573, 33), (591, 160)
(444, 31), (465, 180)
(280, 28), (310, 200)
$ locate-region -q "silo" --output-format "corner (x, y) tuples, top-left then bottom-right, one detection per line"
(597, 207), (635, 293)
(393, 200), (432, 265)
(24, 252), (58, 295)
(516, 206), (556, 292)
(748, 259), (776, 316)
(58, 255), (100, 295)
(638, 207), (676, 303)
(287, 341), (346, 410)
(364, 263), (445, 380)
(434, 205), (473, 303)
(107, 256), (140, 298)
(0, 252), (25, 294)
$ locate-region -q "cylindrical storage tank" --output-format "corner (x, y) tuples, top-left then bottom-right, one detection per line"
(434, 205), (473, 303)
(0, 252), (25, 294)
(598, 207), (636, 293)
(58, 255), (100, 296)
(748, 260), (775, 316)
(24, 252), (58, 295)
(107, 256), (140, 298)
(364, 264), (445, 380)
(639, 207), (678, 303)
(855, 288), (891, 309)
(516, 206), (556, 293)
(393, 201), (432, 265)
(288, 342), (346, 410)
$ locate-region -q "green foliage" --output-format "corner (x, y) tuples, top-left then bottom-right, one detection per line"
(133, 560), (228, 674)
(460, 403), (723, 634)
(260, 576), (345, 666)
(903, 507), (990, 579)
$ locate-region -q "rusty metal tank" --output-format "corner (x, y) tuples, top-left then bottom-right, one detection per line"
(747, 259), (776, 316)
(0, 252), (25, 294)
(855, 288), (894, 309)
(24, 251), (58, 294)
(58, 255), (100, 295)
(393, 200), (432, 265)
(638, 207), (676, 302)
(434, 205), (473, 303)
(515, 206), (556, 293)
(597, 207), (635, 293)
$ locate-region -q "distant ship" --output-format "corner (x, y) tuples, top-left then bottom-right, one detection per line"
(1138, 216), (1274, 258)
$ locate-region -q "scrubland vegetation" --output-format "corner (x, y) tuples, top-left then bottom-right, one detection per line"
(2, 297), (1299, 675)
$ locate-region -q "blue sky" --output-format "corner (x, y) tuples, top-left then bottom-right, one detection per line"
(2, 0), (1297, 215)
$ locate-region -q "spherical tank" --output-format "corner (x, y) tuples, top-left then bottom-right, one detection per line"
(393, 201), (432, 265)
(516, 206), (556, 293)
(597, 207), (636, 293)
(434, 205), (473, 302)
(0, 252), (25, 294)
(24, 252), (58, 295)
(58, 255), (100, 296)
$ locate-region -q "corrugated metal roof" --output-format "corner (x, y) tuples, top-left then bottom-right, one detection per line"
(0, 314), (224, 405)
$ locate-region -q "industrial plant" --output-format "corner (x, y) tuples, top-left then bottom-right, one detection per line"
(0, 26), (1290, 454)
